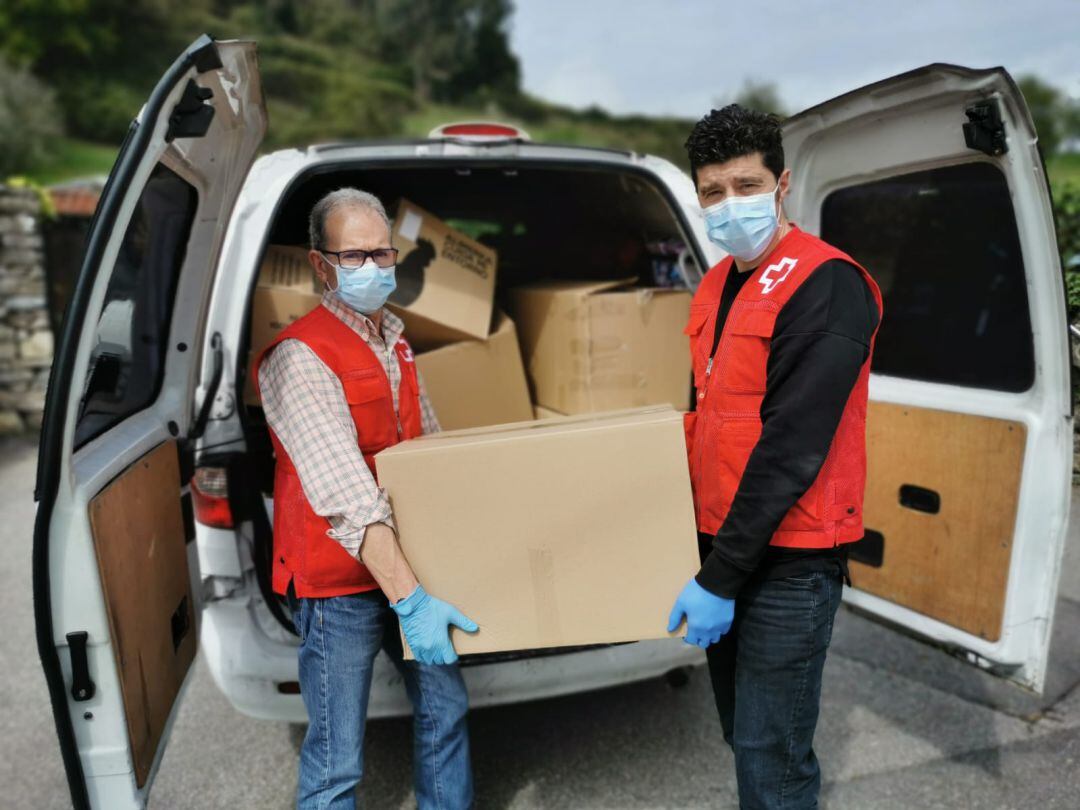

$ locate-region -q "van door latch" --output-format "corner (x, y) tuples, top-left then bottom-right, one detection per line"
(963, 100), (1007, 156)
(166, 78), (215, 142)
(66, 631), (96, 702)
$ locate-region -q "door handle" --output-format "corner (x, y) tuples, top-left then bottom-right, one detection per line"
(899, 484), (941, 514)
(66, 631), (96, 702)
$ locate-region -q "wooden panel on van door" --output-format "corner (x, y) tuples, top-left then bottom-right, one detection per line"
(88, 441), (195, 788)
(853, 402), (1026, 642)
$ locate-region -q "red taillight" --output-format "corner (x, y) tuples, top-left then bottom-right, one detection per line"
(191, 467), (233, 528)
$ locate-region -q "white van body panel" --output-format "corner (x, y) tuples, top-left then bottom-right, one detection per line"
(201, 592), (703, 722)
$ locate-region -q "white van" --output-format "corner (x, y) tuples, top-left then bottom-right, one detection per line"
(33, 36), (1072, 810)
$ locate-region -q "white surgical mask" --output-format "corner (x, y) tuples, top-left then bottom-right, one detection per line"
(325, 257), (397, 313)
(702, 182), (781, 261)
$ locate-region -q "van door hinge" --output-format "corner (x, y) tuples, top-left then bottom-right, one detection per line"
(963, 99), (1007, 156)
(66, 631), (95, 702)
(166, 78), (215, 142)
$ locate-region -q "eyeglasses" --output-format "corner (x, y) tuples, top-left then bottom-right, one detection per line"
(319, 247), (399, 269)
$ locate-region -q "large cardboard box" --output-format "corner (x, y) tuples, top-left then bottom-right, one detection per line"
(388, 200), (497, 349)
(506, 280), (693, 415)
(375, 406), (700, 658)
(416, 312), (533, 431)
(245, 245), (323, 404)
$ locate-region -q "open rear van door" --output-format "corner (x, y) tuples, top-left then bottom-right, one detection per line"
(32, 36), (265, 809)
(782, 64), (1071, 691)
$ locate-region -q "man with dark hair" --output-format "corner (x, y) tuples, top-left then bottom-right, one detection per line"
(667, 104), (882, 808)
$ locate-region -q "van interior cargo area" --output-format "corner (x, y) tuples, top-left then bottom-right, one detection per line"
(226, 162), (699, 641)
(239, 162), (697, 467)
(266, 163), (697, 289)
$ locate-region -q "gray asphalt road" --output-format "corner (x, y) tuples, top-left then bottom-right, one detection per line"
(3, 434), (1080, 809)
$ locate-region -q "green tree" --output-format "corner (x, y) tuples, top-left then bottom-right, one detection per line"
(373, 0), (519, 104)
(1017, 75), (1076, 157)
(443, 0), (520, 103)
(731, 79), (787, 118)
(0, 0), (219, 141)
(0, 57), (61, 175)
(374, 0), (466, 103)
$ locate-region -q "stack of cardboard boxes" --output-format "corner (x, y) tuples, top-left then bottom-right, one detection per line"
(389, 201), (534, 431)
(245, 200), (535, 431)
(247, 200), (699, 655)
(246, 199), (693, 424)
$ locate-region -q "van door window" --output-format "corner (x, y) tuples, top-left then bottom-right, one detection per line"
(820, 162), (1034, 392)
(74, 163), (198, 448)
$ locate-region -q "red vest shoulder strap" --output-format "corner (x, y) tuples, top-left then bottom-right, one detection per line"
(692, 258), (733, 307)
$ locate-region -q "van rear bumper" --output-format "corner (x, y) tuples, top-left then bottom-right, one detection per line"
(201, 598), (704, 722)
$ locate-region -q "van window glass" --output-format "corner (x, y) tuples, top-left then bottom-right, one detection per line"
(74, 163), (197, 448)
(820, 162), (1034, 392)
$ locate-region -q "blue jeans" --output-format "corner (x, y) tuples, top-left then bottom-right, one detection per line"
(705, 570), (844, 810)
(290, 589), (473, 810)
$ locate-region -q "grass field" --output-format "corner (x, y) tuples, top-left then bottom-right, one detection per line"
(1048, 153), (1080, 191)
(19, 138), (118, 186)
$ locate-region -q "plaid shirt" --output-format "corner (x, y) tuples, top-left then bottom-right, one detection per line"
(258, 292), (440, 560)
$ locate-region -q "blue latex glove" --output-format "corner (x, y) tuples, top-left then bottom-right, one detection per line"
(667, 578), (736, 649)
(391, 584), (478, 665)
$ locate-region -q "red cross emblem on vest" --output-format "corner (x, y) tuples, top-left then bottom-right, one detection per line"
(759, 257), (798, 295)
(398, 343), (415, 363)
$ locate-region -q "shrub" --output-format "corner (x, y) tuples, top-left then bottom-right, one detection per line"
(56, 78), (146, 144)
(1054, 182), (1080, 320)
(0, 58), (61, 176)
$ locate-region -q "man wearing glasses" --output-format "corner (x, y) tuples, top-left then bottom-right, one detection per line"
(257, 187), (477, 810)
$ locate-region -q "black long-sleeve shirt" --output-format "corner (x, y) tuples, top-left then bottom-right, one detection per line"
(695, 259), (881, 598)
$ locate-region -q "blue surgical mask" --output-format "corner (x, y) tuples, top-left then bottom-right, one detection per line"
(325, 258), (397, 314)
(702, 183), (781, 261)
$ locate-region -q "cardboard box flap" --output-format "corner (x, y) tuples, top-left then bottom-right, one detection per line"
(514, 277), (638, 298)
(376, 405), (676, 456)
(389, 199), (497, 343)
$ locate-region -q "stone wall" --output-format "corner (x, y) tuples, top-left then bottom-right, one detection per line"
(0, 186), (52, 434)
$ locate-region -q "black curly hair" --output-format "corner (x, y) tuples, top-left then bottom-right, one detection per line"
(684, 104), (784, 187)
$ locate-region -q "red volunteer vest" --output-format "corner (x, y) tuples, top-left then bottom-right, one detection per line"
(685, 226), (883, 548)
(255, 304), (423, 598)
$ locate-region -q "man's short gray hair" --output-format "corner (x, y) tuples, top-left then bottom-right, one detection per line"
(308, 187), (391, 249)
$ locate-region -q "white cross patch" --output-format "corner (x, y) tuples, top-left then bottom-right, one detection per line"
(399, 344), (415, 363)
(758, 257), (798, 295)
